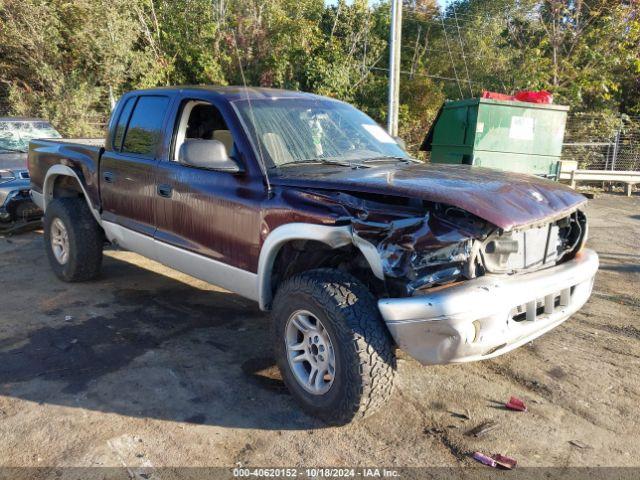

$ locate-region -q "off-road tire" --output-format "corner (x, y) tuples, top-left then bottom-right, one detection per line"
(272, 268), (396, 424)
(44, 197), (103, 282)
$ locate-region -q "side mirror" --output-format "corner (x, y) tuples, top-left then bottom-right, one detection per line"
(393, 136), (407, 150)
(179, 139), (243, 173)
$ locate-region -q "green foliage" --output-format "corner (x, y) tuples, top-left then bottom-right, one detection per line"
(0, 0), (638, 149)
(430, 0), (640, 115)
(0, 0), (146, 136)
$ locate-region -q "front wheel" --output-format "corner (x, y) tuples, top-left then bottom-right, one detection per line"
(272, 269), (396, 424)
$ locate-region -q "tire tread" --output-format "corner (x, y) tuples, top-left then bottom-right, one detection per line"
(44, 197), (103, 281)
(272, 268), (396, 423)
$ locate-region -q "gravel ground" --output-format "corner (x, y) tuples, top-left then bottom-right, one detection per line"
(0, 193), (638, 474)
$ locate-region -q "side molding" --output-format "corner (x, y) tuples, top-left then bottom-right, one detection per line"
(257, 223), (384, 310)
(42, 165), (102, 224)
(102, 221), (260, 301)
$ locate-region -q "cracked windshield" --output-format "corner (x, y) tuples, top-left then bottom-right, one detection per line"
(234, 99), (410, 168)
(0, 121), (61, 153)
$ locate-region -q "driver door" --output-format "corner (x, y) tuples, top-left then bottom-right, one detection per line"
(153, 95), (262, 278)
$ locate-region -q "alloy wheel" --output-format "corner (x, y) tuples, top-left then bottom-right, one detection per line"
(285, 310), (336, 395)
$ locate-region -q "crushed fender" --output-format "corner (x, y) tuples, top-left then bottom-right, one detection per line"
(505, 396), (527, 412)
(295, 189), (586, 298)
(348, 199), (491, 296)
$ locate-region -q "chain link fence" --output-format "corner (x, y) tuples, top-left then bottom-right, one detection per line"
(562, 113), (640, 171)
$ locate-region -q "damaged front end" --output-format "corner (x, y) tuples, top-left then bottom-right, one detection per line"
(353, 205), (489, 296)
(343, 193), (588, 298)
(274, 185), (597, 365)
(342, 193), (596, 365)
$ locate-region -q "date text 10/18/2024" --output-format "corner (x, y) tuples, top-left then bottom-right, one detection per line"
(232, 468), (401, 478)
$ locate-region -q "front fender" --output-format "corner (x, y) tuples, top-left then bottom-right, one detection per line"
(257, 223), (384, 310)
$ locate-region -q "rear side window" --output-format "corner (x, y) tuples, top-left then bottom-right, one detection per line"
(112, 97), (135, 150)
(122, 96), (170, 156)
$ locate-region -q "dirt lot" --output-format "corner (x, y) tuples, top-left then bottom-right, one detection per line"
(0, 194), (638, 473)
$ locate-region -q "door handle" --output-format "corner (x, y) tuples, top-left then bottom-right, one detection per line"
(103, 171), (115, 183)
(157, 184), (172, 198)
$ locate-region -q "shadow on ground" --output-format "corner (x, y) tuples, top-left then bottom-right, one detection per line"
(0, 242), (324, 431)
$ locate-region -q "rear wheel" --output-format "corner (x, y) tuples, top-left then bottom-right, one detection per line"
(44, 197), (103, 282)
(272, 269), (396, 424)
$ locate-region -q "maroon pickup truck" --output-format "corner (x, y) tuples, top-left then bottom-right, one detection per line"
(28, 86), (598, 423)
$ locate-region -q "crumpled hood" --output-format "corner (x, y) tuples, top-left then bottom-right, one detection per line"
(270, 163), (587, 231)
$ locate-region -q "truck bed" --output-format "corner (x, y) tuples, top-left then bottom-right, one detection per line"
(27, 138), (105, 212)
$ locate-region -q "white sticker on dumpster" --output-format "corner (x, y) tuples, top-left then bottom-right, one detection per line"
(509, 116), (535, 140)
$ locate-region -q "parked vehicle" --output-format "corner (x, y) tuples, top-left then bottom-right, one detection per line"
(1, 117), (61, 231)
(28, 87), (598, 423)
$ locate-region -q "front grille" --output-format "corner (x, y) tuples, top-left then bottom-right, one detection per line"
(483, 223), (561, 274)
(511, 286), (574, 322)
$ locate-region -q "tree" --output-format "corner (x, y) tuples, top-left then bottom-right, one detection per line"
(1, 0), (637, 144)
(0, 0), (146, 135)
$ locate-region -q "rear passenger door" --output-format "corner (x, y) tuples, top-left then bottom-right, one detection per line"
(100, 95), (172, 237)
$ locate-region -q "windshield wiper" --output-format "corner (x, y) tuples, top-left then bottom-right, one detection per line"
(362, 156), (419, 164)
(273, 158), (369, 169)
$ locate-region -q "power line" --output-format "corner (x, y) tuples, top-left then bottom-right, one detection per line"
(403, 4), (533, 24)
(370, 66), (486, 85)
(402, 6), (622, 31)
(440, 15), (463, 98)
(453, 5), (473, 97)
(402, 14), (511, 37)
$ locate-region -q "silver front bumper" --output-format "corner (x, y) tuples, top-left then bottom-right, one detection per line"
(378, 249), (599, 365)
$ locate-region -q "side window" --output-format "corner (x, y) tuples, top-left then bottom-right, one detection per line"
(112, 97), (134, 151)
(122, 96), (170, 156)
(173, 100), (235, 162)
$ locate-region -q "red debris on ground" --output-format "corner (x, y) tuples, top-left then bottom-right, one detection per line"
(505, 396), (527, 412)
(472, 452), (497, 467)
(472, 452), (518, 469)
(493, 454), (518, 469)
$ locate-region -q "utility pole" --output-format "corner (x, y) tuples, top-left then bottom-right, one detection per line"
(387, 0), (402, 137)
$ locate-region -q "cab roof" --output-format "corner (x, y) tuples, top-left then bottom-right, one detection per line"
(127, 85), (335, 103)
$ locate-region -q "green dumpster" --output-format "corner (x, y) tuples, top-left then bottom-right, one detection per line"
(420, 98), (569, 178)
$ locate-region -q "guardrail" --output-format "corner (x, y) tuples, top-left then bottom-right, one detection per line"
(558, 161), (639, 196)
